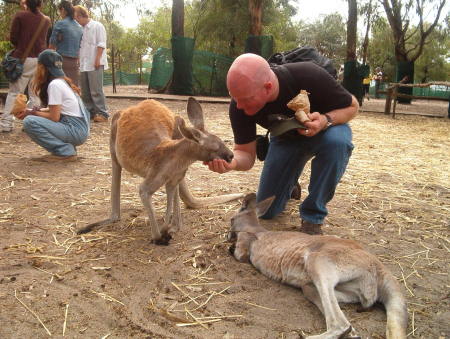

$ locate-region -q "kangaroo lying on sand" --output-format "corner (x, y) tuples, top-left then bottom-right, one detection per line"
(228, 193), (408, 339)
(77, 98), (242, 244)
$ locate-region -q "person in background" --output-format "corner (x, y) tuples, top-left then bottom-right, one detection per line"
(0, 0), (50, 133)
(15, 50), (90, 162)
(363, 75), (371, 101)
(20, 0), (27, 10)
(73, 5), (109, 123)
(49, 0), (83, 86)
(204, 54), (359, 235)
(373, 67), (383, 99)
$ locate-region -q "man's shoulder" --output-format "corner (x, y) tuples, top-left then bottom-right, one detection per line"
(90, 20), (105, 29)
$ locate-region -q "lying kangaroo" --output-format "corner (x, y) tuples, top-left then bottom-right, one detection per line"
(228, 193), (408, 339)
(77, 98), (242, 244)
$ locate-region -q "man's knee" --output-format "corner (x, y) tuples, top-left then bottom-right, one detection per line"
(321, 128), (353, 158)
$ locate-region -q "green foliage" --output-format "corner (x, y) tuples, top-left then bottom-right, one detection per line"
(367, 17), (396, 81)
(415, 18), (450, 82)
(297, 13), (347, 66)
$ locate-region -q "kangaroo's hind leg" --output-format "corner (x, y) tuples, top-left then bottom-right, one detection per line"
(304, 255), (352, 339)
(164, 182), (182, 236)
(139, 173), (170, 245)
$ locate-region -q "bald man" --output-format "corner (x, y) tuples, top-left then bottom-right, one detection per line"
(205, 53), (359, 235)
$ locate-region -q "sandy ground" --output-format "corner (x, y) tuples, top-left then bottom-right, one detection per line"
(0, 91), (449, 338)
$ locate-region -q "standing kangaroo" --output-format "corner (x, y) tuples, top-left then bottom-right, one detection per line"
(77, 98), (242, 245)
(228, 193), (408, 339)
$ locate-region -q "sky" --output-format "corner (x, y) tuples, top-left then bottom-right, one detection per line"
(116, 0), (349, 29)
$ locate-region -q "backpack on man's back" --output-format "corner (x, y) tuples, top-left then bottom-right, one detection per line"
(267, 46), (337, 79)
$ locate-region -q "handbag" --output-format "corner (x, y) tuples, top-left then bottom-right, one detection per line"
(1, 16), (47, 82)
(1, 51), (24, 82)
(255, 131), (269, 161)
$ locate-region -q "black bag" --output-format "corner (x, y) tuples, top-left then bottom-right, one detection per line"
(268, 46), (337, 79)
(255, 131), (269, 161)
(1, 51), (24, 82)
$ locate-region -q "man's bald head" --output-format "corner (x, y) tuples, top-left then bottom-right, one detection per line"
(226, 54), (278, 115)
(227, 53), (271, 93)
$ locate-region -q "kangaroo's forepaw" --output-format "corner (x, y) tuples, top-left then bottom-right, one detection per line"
(228, 243), (236, 255)
(343, 327), (360, 339)
(152, 232), (172, 246)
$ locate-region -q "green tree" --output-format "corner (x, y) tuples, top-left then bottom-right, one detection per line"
(297, 13), (347, 66)
(381, 0), (446, 102)
(414, 17), (450, 82)
(367, 17), (396, 81)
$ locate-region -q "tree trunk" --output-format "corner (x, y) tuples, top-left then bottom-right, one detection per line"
(343, 0), (363, 105)
(361, 0), (372, 65)
(170, 0), (194, 95)
(346, 0), (357, 61)
(172, 0), (184, 37)
(248, 0), (262, 36)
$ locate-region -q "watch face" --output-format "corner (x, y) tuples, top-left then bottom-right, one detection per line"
(325, 114), (333, 126)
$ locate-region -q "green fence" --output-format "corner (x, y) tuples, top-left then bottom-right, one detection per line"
(149, 47), (233, 97)
(104, 71), (150, 86)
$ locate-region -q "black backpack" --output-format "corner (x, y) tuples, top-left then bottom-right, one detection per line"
(267, 46), (337, 79)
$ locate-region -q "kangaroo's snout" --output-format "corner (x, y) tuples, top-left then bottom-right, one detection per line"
(224, 152), (234, 163)
(219, 149), (234, 163)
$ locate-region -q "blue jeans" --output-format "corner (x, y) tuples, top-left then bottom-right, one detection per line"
(256, 124), (354, 224)
(23, 115), (89, 156)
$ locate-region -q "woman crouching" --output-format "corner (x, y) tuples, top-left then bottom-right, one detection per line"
(16, 49), (90, 162)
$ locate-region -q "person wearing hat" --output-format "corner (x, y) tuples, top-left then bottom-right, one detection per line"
(204, 53), (359, 235)
(15, 49), (90, 162)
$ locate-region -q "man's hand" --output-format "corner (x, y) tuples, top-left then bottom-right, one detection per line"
(297, 112), (327, 137)
(94, 58), (101, 69)
(203, 158), (237, 174)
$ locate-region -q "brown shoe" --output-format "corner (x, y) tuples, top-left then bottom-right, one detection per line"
(299, 220), (323, 235)
(32, 155), (78, 162)
(93, 114), (108, 122)
(290, 182), (301, 200)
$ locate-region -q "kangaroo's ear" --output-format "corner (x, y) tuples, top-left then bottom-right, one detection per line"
(256, 196), (275, 217)
(178, 122), (204, 143)
(172, 116), (185, 139)
(240, 193), (257, 211)
(187, 97), (205, 131)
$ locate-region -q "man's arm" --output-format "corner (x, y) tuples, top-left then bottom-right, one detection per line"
(298, 95), (359, 137)
(204, 140), (256, 173)
(94, 46), (104, 69)
(94, 23), (107, 69)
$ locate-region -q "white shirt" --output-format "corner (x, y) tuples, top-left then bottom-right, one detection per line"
(79, 19), (108, 72)
(48, 79), (82, 118)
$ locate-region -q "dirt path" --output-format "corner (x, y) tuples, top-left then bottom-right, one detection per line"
(0, 96), (449, 338)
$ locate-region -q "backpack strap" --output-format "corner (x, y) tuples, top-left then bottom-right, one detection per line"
(273, 65), (297, 99)
(20, 16), (48, 63)
(264, 65), (306, 137)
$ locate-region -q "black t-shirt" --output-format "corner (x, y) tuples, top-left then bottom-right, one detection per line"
(229, 62), (352, 145)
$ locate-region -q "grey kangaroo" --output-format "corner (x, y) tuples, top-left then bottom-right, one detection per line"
(77, 98), (242, 245)
(228, 193), (408, 339)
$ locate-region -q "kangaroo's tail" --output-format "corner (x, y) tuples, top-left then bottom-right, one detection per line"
(179, 178), (243, 209)
(378, 267), (408, 339)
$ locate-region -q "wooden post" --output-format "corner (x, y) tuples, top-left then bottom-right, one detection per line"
(392, 84), (398, 119)
(139, 54), (142, 85)
(111, 44), (116, 94)
(384, 86), (393, 115)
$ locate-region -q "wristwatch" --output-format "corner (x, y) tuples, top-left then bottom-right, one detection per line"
(324, 114), (333, 129)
